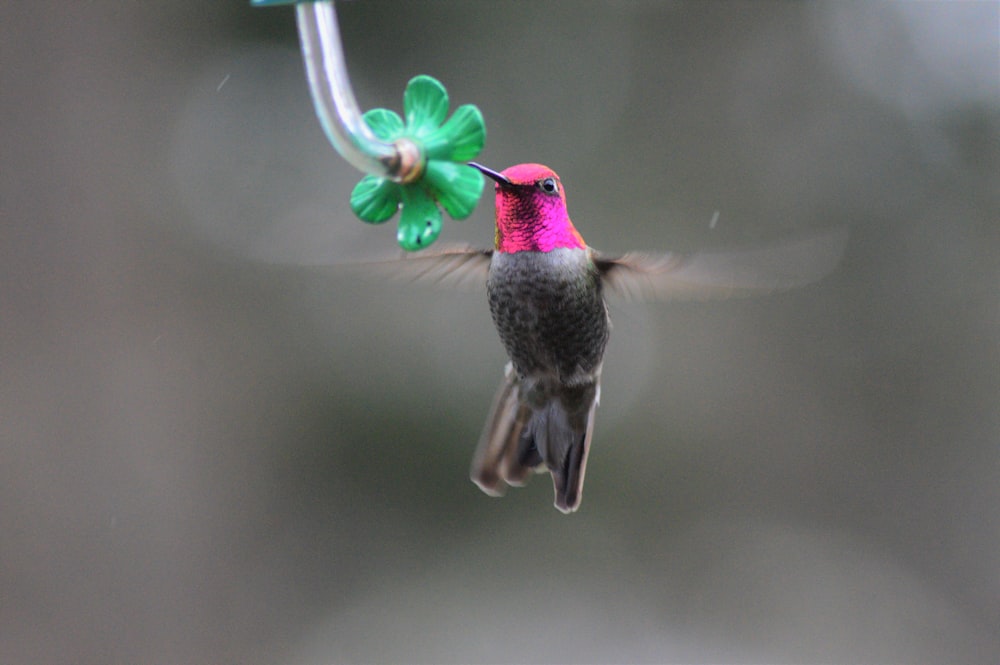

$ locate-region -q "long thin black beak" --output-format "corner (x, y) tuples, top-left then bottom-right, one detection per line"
(468, 162), (511, 187)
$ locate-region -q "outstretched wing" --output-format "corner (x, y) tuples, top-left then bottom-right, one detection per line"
(595, 227), (848, 301)
(332, 244), (493, 291)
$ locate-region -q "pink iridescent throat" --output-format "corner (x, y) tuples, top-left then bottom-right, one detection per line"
(494, 191), (586, 254)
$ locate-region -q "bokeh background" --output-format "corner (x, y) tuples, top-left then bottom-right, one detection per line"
(3, 1), (999, 663)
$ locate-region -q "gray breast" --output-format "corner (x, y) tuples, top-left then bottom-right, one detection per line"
(487, 248), (610, 383)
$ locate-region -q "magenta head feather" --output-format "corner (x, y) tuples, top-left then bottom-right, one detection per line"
(470, 163), (587, 253)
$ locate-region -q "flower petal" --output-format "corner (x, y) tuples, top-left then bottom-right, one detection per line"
(422, 104), (486, 162)
(397, 186), (442, 251)
(403, 75), (449, 137)
(362, 108), (405, 142)
(424, 161), (485, 220)
(350, 175), (400, 223)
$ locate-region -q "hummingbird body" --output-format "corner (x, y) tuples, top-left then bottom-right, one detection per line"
(487, 248), (608, 383)
(472, 164), (608, 513)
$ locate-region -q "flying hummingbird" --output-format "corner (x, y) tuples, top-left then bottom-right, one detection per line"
(370, 162), (845, 513)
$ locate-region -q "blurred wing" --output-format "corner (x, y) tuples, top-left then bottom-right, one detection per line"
(333, 243), (492, 291)
(596, 227), (848, 301)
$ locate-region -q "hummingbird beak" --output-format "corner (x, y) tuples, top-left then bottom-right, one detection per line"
(468, 162), (512, 188)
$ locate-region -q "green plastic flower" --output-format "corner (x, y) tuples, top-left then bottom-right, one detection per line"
(350, 75), (486, 251)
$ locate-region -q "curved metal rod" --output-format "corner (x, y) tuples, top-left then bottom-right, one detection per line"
(296, 2), (406, 180)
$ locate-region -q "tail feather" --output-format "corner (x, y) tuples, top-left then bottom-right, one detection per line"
(470, 364), (531, 496)
(545, 399), (596, 513)
(499, 426), (542, 487)
(471, 367), (597, 513)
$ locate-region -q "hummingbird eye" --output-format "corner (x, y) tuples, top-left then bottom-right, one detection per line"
(537, 177), (558, 195)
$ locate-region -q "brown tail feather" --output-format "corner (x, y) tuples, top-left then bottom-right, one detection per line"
(548, 399), (596, 513)
(469, 364), (531, 496)
(470, 364), (597, 513)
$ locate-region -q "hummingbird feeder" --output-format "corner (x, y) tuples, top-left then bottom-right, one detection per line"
(251, 0), (487, 250)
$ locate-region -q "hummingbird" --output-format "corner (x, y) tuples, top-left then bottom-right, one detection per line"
(373, 162), (845, 513)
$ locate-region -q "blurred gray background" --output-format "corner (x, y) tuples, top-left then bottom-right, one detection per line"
(3, 1), (999, 663)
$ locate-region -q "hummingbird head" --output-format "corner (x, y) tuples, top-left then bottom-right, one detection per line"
(470, 162), (586, 253)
